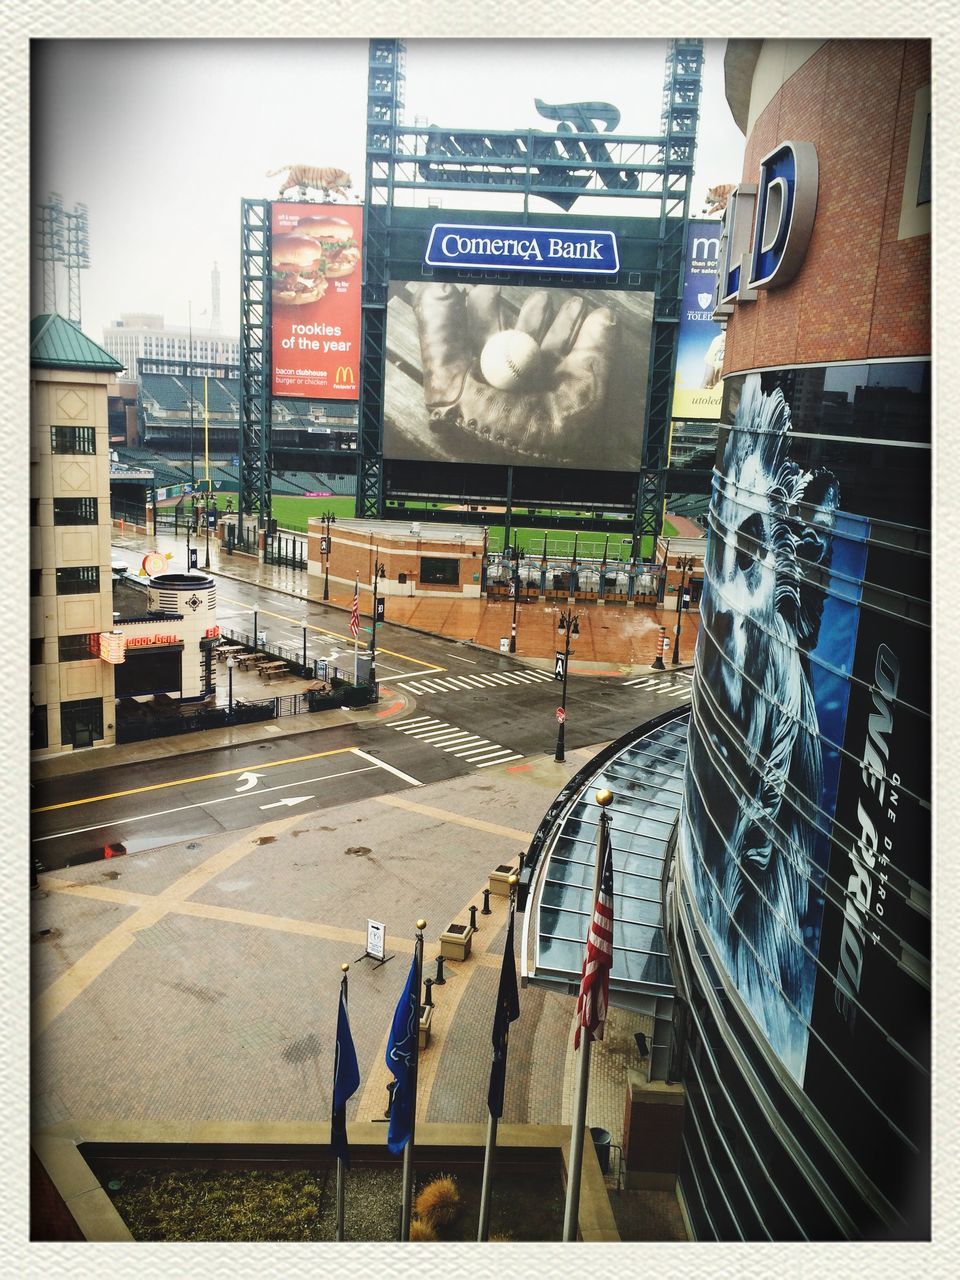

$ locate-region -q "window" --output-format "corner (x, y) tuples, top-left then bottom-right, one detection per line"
(51, 425), (96, 454)
(53, 497), (98, 525)
(60, 697), (103, 748)
(58, 633), (99, 662)
(420, 556), (460, 586)
(55, 566), (100, 595)
(30, 499), (39, 526)
(30, 703), (48, 751)
(30, 637), (44, 666)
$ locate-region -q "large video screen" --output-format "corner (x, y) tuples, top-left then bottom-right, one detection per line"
(270, 202), (363, 400)
(383, 281), (653, 472)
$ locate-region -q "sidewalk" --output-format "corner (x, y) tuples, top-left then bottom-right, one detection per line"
(113, 522), (703, 675)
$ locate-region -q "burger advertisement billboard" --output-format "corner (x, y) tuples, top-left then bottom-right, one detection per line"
(270, 202), (363, 400)
(382, 279), (653, 472)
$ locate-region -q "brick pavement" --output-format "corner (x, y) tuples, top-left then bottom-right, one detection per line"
(31, 763), (686, 1239)
(111, 522), (701, 674)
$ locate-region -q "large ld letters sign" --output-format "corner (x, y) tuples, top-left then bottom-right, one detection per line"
(716, 141), (819, 311)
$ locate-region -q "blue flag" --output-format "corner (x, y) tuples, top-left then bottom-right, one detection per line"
(331, 978), (360, 1167)
(385, 953), (419, 1156)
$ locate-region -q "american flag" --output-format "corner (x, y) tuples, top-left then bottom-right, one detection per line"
(574, 813), (614, 1049)
(350, 579), (360, 638)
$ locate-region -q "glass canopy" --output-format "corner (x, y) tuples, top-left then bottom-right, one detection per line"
(522, 710), (690, 1008)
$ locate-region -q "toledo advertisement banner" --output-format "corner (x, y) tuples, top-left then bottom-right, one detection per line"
(671, 220), (724, 422)
(382, 280), (653, 473)
(270, 202), (363, 400)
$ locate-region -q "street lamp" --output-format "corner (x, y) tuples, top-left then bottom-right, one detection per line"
(554, 609), (580, 763)
(370, 553), (385, 700)
(509, 542), (520, 653)
(226, 656), (235, 717)
(300, 616), (310, 676)
(671, 555), (696, 666)
(321, 510), (337, 601)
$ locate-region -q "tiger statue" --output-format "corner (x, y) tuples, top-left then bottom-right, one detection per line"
(701, 183), (737, 216)
(266, 165), (353, 201)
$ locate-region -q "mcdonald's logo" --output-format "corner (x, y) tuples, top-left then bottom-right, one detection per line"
(335, 366), (355, 385)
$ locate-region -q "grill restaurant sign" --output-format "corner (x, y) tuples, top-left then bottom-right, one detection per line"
(425, 224), (620, 275)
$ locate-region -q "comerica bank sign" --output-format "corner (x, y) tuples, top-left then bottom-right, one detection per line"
(424, 224), (620, 275)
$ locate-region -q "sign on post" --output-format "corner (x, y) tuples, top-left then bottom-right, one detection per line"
(556, 706), (566, 723)
(375, 597), (385, 622)
(555, 651), (566, 681)
(366, 919), (386, 961)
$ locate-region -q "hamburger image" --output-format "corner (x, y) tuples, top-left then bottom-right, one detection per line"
(294, 214), (361, 280)
(271, 233), (329, 306)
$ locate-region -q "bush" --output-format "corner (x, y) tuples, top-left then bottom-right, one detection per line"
(414, 1175), (462, 1229)
(408, 1216), (438, 1241)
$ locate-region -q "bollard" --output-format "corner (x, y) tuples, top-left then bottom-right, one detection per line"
(434, 955), (446, 986)
(423, 977), (434, 1008)
(469, 904), (479, 931)
(651, 625), (666, 670)
(385, 1079), (398, 1119)
(481, 888), (492, 916)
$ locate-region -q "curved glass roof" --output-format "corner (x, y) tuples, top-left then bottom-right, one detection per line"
(522, 710), (689, 1007)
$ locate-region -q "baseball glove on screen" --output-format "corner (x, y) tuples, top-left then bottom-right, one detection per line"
(413, 283), (617, 464)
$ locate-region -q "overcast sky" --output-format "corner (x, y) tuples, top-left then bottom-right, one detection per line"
(32, 38), (745, 342)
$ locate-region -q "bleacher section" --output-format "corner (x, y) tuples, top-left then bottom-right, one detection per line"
(140, 372), (192, 413)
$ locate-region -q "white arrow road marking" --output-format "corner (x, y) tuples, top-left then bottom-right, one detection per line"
(259, 796), (314, 810)
(235, 771), (265, 792)
(32, 766), (380, 843)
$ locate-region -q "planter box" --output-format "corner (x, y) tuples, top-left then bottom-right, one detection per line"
(439, 923), (474, 960)
(418, 1004), (433, 1050)
(489, 863), (518, 896)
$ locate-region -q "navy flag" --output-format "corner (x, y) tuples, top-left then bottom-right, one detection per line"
(331, 975), (361, 1167)
(385, 953), (419, 1155)
(487, 906), (521, 1117)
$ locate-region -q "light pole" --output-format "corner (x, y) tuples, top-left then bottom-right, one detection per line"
(301, 616), (309, 676)
(321, 510), (336, 601)
(226, 656), (235, 718)
(509, 542), (520, 653)
(203, 497), (211, 570)
(187, 303), (196, 491)
(370, 553), (385, 699)
(554, 609), (580, 763)
(672, 555), (696, 666)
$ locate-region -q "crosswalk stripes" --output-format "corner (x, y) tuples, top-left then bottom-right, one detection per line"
(622, 671), (695, 696)
(395, 668), (555, 696)
(391, 716), (523, 769)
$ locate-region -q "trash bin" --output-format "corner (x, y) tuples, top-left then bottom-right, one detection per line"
(499, 638), (510, 654)
(590, 1126), (612, 1175)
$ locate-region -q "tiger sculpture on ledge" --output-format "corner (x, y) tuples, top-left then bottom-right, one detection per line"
(266, 165), (353, 201)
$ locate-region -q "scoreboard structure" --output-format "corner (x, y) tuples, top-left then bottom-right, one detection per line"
(239, 38), (706, 552)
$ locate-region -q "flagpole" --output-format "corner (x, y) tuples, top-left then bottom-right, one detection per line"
(353, 574), (359, 686)
(400, 919), (426, 1241)
(562, 790), (613, 1242)
(336, 963), (350, 1242)
(478, 875), (519, 1241)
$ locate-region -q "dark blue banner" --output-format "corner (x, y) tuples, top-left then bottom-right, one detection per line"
(425, 224), (620, 275)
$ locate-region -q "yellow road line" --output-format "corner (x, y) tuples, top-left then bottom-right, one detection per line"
(31, 746), (354, 814)
(373, 794), (534, 843)
(221, 596), (444, 671)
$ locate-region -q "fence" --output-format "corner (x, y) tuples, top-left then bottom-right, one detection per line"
(264, 533), (306, 570)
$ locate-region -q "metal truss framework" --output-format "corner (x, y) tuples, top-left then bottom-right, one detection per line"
(238, 199), (272, 535)
(359, 39), (703, 546)
(358, 38), (406, 518)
